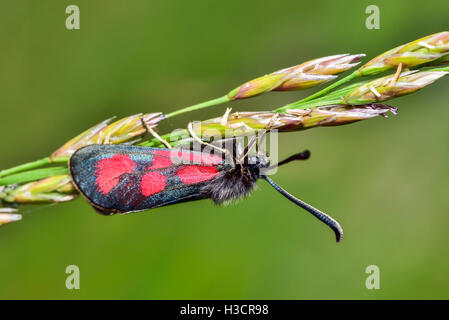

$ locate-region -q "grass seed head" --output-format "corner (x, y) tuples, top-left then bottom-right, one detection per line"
(358, 31), (449, 75)
(191, 104), (396, 138)
(2, 175), (77, 203)
(0, 209), (22, 226)
(345, 71), (448, 104)
(50, 113), (165, 161)
(227, 54), (364, 99)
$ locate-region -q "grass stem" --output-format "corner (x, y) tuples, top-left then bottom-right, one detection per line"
(0, 157), (51, 178)
(0, 167), (68, 186)
(292, 71), (359, 104)
(165, 95), (230, 118)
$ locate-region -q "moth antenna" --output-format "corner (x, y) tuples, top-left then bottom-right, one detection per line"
(187, 122), (230, 156)
(262, 176), (343, 242)
(141, 118), (172, 148)
(266, 150), (310, 170)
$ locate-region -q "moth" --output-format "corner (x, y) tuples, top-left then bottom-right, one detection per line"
(69, 143), (343, 242)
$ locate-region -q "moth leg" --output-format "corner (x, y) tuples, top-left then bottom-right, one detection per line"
(141, 118), (172, 148)
(266, 113), (280, 130)
(237, 135), (258, 164)
(220, 107), (232, 126)
(239, 113), (279, 163)
(187, 121), (229, 156)
(369, 85), (382, 98)
(388, 62), (403, 87)
(103, 130), (114, 144)
(255, 112), (280, 148)
(96, 130), (105, 144)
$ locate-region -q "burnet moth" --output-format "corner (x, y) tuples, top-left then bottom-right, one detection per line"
(69, 142), (343, 242)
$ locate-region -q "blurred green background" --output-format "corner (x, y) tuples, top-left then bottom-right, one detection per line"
(1, 0), (449, 299)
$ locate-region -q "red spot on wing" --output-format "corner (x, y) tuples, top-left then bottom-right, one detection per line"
(95, 154), (135, 194)
(177, 165), (219, 185)
(164, 149), (223, 166)
(179, 152), (223, 166)
(141, 171), (167, 196)
(152, 149), (171, 157)
(147, 150), (173, 170)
